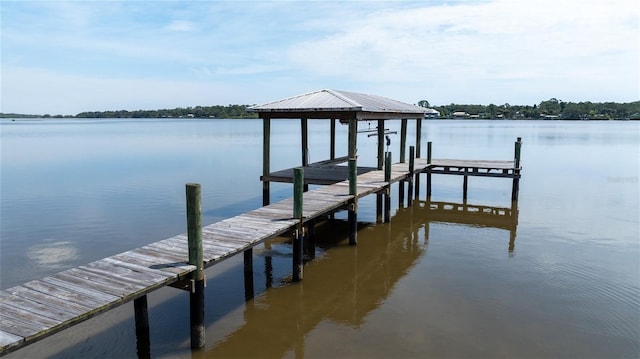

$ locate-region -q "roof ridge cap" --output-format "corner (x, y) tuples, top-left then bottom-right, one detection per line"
(250, 89), (327, 108)
(326, 89), (363, 108)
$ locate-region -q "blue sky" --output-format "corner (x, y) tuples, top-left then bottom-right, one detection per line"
(1, 0), (638, 115)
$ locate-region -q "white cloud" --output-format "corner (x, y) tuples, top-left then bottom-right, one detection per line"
(286, 0), (639, 104)
(1, 0), (637, 114)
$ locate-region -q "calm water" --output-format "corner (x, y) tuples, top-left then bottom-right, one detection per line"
(1, 118), (638, 358)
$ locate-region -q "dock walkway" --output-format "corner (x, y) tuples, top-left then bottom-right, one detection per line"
(0, 158), (518, 355)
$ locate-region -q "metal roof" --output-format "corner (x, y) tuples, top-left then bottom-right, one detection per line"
(248, 89), (426, 119)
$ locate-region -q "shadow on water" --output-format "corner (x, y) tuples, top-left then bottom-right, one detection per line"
(35, 199), (519, 359)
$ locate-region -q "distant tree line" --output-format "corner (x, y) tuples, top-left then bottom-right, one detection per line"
(3, 99), (639, 120)
(421, 99), (640, 120)
(75, 104), (258, 119)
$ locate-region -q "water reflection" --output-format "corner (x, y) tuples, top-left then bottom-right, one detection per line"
(417, 200), (519, 254)
(203, 198), (519, 358)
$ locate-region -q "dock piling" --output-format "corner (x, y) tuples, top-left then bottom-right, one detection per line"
(186, 183), (205, 350)
(414, 119), (422, 200)
(463, 168), (469, 202)
(384, 152), (392, 222)
(408, 146), (415, 205)
(134, 296), (150, 359)
(293, 168), (304, 281)
(427, 141), (432, 199)
(244, 249), (254, 301)
(348, 157), (358, 245)
(511, 137), (522, 202)
(262, 118), (271, 206)
(348, 118), (358, 245)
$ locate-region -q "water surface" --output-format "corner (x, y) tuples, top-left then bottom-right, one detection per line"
(1, 118), (638, 358)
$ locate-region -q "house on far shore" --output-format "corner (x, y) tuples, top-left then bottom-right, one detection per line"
(424, 108), (440, 118)
(452, 111), (469, 118)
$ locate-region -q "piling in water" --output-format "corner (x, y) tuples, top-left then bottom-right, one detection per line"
(186, 183), (205, 349)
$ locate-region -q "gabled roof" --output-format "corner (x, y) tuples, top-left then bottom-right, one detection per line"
(248, 89), (425, 120)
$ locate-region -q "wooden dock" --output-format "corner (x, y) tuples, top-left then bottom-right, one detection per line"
(0, 155), (521, 356)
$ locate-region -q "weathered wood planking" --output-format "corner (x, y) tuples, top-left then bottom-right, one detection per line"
(0, 156), (518, 355)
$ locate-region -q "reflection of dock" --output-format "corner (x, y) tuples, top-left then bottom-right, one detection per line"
(419, 200), (518, 231)
(208, 204), (426, 358)
(206, 197), (521, 357)
(416, 199), (519, 253)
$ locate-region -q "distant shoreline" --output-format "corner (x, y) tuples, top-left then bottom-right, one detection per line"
(2, 116), (638, 122)
(2, 99), (639, 121)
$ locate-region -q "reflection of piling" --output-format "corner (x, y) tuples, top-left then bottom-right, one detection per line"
(186, 183), (205, 349)
(508, 200), (519, 255)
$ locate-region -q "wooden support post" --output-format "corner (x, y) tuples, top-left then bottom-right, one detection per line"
(377, 119), (385, 170)
(294, 167), (303, 219)
(348, 157), (358, 245)
(262, 118), (271, 206)
(134, 296), (150, 359)
(408, 146), (415, 206)
(514, 137), (522, 169)
(427, 141), (432, 199)
(301, 118), (309, 167)
(463, 169), (469, 202)
(244, 248), (254, 301)
(376, 194), (383, 223)
(398, 118), (407, 208)
(415, 119), (422, 200)
(301, 118), (309, 192)
(415, 118), (422, 157)
(330, 119), (336, 160)
(186, 183), (205, 350)
(348, 118), (358, 245)
(293, 167), (304, 281)
(511, 179), (520, 202)
(400, 119), (407, 163)
(305, 218), (316, 260)
(264, 240), (273, 289)
(376, 119), (387, 220)
(384, 151), (392, 222)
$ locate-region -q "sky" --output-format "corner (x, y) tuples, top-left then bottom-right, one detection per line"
(1, 0), (638, 115)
